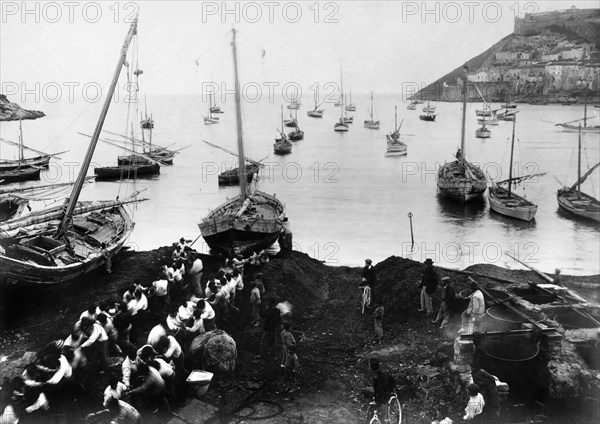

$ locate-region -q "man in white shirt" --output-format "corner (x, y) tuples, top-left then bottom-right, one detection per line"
(462, 282), (486, 333)
(80, 317), (109, 369)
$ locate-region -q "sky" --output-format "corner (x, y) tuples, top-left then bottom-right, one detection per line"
(1, 1), (599, 100)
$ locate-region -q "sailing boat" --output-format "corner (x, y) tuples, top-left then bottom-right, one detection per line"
(0, 121), (46, 184)
(422, 101), (436, 113)
(555, 86), (600, 133)
(334, 93), (349, 132)
(198, 29), (286, 255)
(334, 63), (344, 107)
(364, 91), (380, 129)
(283, 111), (297, 128)
(342, 93), (354, 124)
(346, 88), (356, 112)
(140, 98), (154, 129)
(210, 93), (224, 114)
(489, 115), (541, 221)
(0, 121), (63, 172)
(307, 101), (324, 118)
(287, 98), (301, 110)
(202, 140), (263, 186)
(407, 100), (418, 110)
(204, 93), (220, 124)
(437, 68), (487, 201)
(385, 106), (407, 157)
(274, 105), (293, 155)
(475, 123), (491, 138)
(0, 19), (143, 286)
(288, 108), (304, 141)
(556, 125), (600, 222)
(501, 93), (517, 109)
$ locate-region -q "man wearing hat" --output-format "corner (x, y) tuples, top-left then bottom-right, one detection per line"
(432, 276), (455, 328)
(418, 258), (439, 315)
(362, 259), (377, 288)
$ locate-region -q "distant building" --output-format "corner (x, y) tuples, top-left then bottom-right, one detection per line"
(541, 52), (560, 62)
(495, 52), (519, 64)
(561, 48), (584, 61)
(467, 71), (490, 82)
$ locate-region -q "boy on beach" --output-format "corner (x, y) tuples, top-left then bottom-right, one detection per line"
(372, 300), (384, 344)
(463, 383), (485, 421)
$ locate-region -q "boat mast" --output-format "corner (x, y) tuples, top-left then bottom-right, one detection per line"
(56, 18), (138, 238)
(394, 106), (398, 132)
(280, 105), (284, 133)
(577, 124), (582, 198)
(231, 28), (247, 201)
(507, 114), (517, 197)
(370, 91), (374, 120)
(460, 67), (468, 165)
(18, 119), (24, 163)
(583, 83), (588, 128)
(340, 93), (344, 120)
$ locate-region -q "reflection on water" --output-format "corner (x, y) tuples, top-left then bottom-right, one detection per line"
(436, 194), (487, 221)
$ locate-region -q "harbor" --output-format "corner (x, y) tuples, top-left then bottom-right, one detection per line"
(1, 2), (599, 424)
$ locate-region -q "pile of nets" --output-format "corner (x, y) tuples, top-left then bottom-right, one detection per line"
(190, 329), (237, 372)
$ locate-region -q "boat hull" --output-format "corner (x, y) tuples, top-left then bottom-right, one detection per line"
(307, 110), (324, 118)
(0, 197), (28, 222)
(334, 123), (349, 132)
(437, 161), (487, 201)
(199, 191), (285, 255)
(364, 120), (380, 129)
(557, 188), (600, 222)
(94, 163), (160, 180)
(489, 185), (537, 221)
(0, 155), (51, 172)
(556, 124), (600, 133)
(419, 115), (436, 121)
(0, 205), (133, 286)
(218, 164), (260, 186)
(117, 151), (174, 165)
(476, 130), (491, 138)
(0, 167), (41, 185)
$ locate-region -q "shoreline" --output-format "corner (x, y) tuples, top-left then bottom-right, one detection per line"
(1, 246), (599, 423)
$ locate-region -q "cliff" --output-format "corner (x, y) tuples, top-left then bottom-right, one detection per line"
(0, 94), (45, 121)
(414, 7), (600, 103)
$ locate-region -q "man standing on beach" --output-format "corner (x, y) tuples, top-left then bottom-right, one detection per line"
(462, 282), (485, 333)
(418, 258), (438, 316)
(362, 259), (377, 288)
(432, 276), (455, 329)
(260, 298), (281, 360)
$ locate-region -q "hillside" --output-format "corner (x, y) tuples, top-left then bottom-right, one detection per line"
(414, 7), (600, 103)
(0, 94), (45, 121)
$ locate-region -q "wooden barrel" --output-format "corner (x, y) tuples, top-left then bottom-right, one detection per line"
(486, 306), (546, 331)
(555, 310), (600, 330)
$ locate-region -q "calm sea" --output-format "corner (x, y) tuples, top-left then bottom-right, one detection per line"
(2, 94), (599, 274)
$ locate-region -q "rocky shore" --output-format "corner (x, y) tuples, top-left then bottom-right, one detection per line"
(0, 94), (45, 121)
(1, 247), (599, 423)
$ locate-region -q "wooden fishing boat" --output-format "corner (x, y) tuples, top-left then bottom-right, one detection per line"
(489, 116), (540, 221)
(438, 68), (487, 201)
(557, 125), (600, 222)
(287, 100), (301, 110)
(204, 94), (220, 125)
(219, 163), (261, 186)
(334, 93), (349, 132)
(0, 196), (29, 222)
(288, 126), (304, 141)
(475, 124), (491, 138)
(199, 29), (286, 256)
(283, 113), (297, 128)
(0, 19), (143, 286)
(94, 162), (160, 180)
(419, 111), (436, 121)
(307, 102), (324, 118)
(346, 89), (356, 112)
(422, 101), (436, 113)
(0, 167), (41, 185)
(407, 101), (417, 110)
(555, 88), (600, 133)
(117, 150), (174, 166)
(385, 106), (407, 157)
(364, 91), (380, 130)
(0, 120), (63, 172)
(274, 105), (293, 155)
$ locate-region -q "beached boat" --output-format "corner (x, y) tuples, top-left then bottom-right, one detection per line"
(501, 94), (517, 109)
(475, 124), (491, 138)
(385, 106), (407, 157)
(489, 116), (540, 221)
(0, 19), (143, 286)
(334, 93), (349, 132)
(364, 91), (380, 130)
(0, 121), (64, 173)
(199, 29), (286, 256)
(307, 102), (324, 118)
(437, 68), (487, 201)
(497, 108), (518, 121)
(556, 125), (600, 222)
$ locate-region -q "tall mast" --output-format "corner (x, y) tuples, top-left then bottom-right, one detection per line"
(340, 93), (344, 120)
(507, 114), (517, 197)
(583, 84), (588, 128)
(18, 120), (24, 163)
(231, 28), (247, 201)
(394, 106), (398, 132)
(577, 124), (582, 198)
(280, 105), (284, 133)
(460, 67), (468, 164)
(370, 91), (374, 119)
(56, 18), (138, 237)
